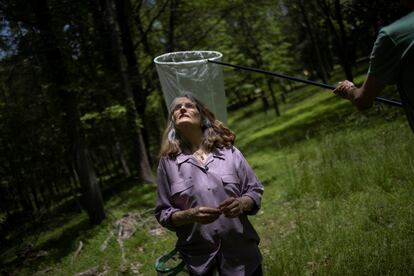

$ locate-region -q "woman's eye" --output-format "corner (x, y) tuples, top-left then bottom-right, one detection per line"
(173, 102), (195, 111)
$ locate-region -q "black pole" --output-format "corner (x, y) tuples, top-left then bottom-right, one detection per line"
(207, 59), (403, 108)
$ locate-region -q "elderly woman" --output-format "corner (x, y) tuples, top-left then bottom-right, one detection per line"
(155, 93), (264, 276)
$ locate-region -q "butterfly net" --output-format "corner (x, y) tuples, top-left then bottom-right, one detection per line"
(154, 51), (227, 124)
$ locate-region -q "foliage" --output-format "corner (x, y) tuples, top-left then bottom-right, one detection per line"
(1, 65), (413, 274)
(0, 0), (413, 274)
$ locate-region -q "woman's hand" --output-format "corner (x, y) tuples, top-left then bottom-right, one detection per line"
(171, 206), (221, 226)
(189, 207), (222, 224)
(219, 196), (254, 218)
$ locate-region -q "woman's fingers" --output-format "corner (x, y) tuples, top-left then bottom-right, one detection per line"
(192, 199), (245, 223)
(199, 206), (222, 214)
(224, 201), (238, 211)
(218, 197), (235, 209)
(192, 206), (221, 224)
(221, 199), (242, 218)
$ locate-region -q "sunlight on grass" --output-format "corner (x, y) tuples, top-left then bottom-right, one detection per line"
(3, 73), (413, 275)
(226, 81), (414, 274)
(245, 119), (414, 275)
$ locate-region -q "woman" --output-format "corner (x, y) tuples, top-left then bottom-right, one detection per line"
(155, 93), (264, 276)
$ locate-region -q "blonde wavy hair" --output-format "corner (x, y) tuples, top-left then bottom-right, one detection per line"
(159, 93), (235, 157)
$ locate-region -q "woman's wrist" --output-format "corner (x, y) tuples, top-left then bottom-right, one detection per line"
(171, 208), (194, 226)
(240, 196), (254, 213)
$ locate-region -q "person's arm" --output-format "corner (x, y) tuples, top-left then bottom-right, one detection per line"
(154, 159), (182, 231)
(218, 196), (254, 218)
(334, 27), (398, 110)
(219, 148), (264, 218)
(333, 75), (385, 110)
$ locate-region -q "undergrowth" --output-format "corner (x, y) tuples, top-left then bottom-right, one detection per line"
(1, 77), (413, 275)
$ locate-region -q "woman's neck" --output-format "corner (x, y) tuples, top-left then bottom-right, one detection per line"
(180, 127), (204, 152)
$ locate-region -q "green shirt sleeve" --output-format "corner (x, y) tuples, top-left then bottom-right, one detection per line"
(367, 30), (400, 85)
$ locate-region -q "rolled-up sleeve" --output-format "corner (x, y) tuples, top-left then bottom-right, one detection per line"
(368, 30), (399, 85)
(233, 148), (264, 215)
(154, 158), (180, 231)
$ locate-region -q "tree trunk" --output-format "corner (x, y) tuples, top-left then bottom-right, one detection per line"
(98, 0), (153, 182)
(114, 138), (131, 177)
(334, 0), (353, 81)
(115, 0), (153, 166)
(317, 0), (354, 81)
(267, 78), (280, 116)
(32, 0), (106, 225)
(279, 80), (288, 104)
(10, 159), (33, 213)
(29, 179), (40, 211)
(167, 0), (179, 52)
(297, 0), (329, 83)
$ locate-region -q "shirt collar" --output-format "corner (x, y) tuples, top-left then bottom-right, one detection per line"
(176, 153), (191, 165)
(176, 147), (226, 165)
(211, 148), (226, 160)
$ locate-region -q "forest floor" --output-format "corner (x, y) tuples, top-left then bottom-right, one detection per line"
(1, 69), (414, 275)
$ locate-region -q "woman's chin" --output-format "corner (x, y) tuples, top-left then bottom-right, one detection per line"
(176, 120), (199, 127)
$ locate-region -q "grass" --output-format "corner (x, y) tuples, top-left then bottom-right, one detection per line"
(232, 85), (414, 275)
(254, 120), (414, 275)
(1, 72), (414, 275)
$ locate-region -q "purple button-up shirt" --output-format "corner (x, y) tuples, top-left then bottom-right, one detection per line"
(155, 146), (264, 275)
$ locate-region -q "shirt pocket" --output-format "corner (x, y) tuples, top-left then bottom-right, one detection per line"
(221, 174), (241, 197)
(170, 178), (194, 209)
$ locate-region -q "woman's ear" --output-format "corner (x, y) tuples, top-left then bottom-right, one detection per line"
(203, 118), (212, 128)
(168, 128), (176, 140)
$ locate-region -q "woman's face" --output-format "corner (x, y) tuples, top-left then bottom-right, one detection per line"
(171, 97), (201, 130)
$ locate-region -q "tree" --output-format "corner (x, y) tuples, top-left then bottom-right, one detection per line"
(30, 0), (106, 224)
(316, 0), (355, 81)
(93, 0), (153, 182)
(296, 0), (330, 83)
(221, 0), (293, 115)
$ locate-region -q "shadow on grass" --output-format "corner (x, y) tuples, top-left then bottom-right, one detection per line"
(105, 180), (157, 211)
(102, 176), (156, 208)
(0, 178), (157, 274)
(0, 213), (90, 274)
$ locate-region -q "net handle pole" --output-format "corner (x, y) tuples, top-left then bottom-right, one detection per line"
(207, 59), (403, 108)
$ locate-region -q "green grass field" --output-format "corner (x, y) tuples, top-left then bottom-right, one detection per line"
(2, 81), (414, 275)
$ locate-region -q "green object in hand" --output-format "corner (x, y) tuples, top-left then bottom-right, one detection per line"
(155, 248), (186, 275)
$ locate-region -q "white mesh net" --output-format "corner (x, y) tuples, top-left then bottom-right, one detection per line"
(154, 51), (227, 124)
